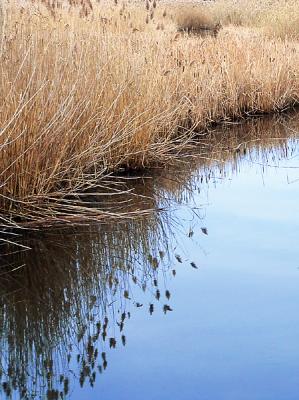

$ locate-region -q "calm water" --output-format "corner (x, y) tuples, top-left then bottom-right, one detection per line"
(0, 114), (299, 399)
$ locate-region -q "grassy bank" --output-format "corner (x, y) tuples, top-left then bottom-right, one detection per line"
(0, 0), (298, 223)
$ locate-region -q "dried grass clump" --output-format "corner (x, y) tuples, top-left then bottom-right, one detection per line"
(0, 0), (299, 224)
(175, 5), (218, 34)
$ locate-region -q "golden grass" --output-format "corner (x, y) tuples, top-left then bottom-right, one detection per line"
(206, 0), (299, 38)
(0, 0), (299, 223)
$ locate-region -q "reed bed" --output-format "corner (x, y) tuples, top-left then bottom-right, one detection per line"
(0, 0), (298, 224)
(203, 0), (299, 39)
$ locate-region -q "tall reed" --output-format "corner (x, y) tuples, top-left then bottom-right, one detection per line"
(0, 0), (298, 223)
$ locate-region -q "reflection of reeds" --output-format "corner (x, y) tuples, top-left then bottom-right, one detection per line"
(0, 214), (172, 398)
(0, 1), (298, 222)
(138, 112), (299, 205)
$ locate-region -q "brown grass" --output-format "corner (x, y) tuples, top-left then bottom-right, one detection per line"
(175, 5), (219, 34)
(0, 0), (299, 224)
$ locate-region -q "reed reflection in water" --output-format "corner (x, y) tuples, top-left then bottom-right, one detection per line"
(0, 212), (177, 399)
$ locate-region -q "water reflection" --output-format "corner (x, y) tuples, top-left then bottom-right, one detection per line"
(0, 112), (298, 399)
(0, 215), (175, 399)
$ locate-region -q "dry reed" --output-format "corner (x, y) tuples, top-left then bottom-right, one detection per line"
(0, 0), (298, 224)
(205, 0), (299, 39)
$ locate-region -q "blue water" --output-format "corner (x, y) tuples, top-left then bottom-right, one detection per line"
(68, 144), (299, 399)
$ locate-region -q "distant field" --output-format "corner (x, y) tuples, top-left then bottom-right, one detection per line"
(0, 0), (298, 223)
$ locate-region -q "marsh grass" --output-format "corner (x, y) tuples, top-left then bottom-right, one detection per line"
(0, 0), (298, 224)
(175, 5), (220, 34)
(207, 0), (299, 39)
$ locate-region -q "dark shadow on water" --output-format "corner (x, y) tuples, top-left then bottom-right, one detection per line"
(0, 112), (298, 399)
